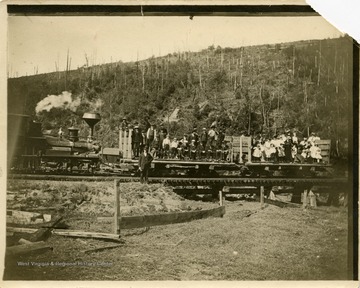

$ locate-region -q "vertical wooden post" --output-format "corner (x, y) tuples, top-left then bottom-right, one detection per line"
(239, 136), (243, 163)
(114, 179), (120, 235)
(127, 129), (133, 159)
(260, 186), (264, 208)
(119, 128), (122, 150)
(248, 137), (252, 163)
(219, 190), (224, 206)
(302, 189), (308, 209)
(309, 190), (317, 208)
(230, 136), (234, 162)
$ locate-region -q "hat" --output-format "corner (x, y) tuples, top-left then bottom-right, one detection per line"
(134, 126), (139, 129)
(122, 117), (127, 120)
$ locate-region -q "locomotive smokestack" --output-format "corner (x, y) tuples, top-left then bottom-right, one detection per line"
(82, 112), (101, 140)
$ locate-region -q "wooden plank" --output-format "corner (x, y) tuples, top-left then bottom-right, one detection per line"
(18, 238), (33, 245)
(6, 210), (52, 225)
(7, 227), (38, 233)
(315, 140), (331, 145)
(219, 190), (224, 206)
(119, 206), (225, 229)
(260, 186), (265, 208)
(6, 242), (52, 256)
(96, 217), (113, 223)
(102, 147), (121, 156)
(53, 230), (122, 241)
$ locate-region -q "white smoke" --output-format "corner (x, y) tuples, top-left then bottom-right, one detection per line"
(35, 91), (103, 114)
(35, 91), (80, 114)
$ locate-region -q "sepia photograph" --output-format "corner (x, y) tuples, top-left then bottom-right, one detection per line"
(1, 1), (358, 283)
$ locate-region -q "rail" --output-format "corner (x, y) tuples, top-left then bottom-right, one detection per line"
(9, 174), (349, 186)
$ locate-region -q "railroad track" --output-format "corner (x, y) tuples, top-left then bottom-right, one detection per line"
(8, 173), (350, 186)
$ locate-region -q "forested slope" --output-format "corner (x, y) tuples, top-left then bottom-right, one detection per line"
(8, 36), (353, 154)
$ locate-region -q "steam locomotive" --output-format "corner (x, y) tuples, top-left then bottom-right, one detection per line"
(7, 112), (333, 178)
(8, 113), (102, 174)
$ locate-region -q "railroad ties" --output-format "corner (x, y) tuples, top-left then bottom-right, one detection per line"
(10, 173), (349, 186)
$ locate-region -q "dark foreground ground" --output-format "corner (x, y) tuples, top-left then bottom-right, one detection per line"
(3, 181), (349, 281)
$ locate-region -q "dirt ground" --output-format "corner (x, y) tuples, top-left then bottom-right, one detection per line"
(3, 180), (350, 280)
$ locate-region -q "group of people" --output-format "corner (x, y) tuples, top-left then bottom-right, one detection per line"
(251, 131), (323, 163)
(120, 117), (324, 182)
(130, 122), (230, 162)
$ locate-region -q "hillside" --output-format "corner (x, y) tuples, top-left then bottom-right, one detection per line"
(8, 36), (353, 155)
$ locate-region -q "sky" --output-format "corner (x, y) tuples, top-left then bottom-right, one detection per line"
(7, 16), (344, 77)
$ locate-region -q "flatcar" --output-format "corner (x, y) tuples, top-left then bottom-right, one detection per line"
(117, 128), (333, 178)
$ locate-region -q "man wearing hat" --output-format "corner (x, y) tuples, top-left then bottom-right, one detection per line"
(120, 117), (129, 137)
(189, 128), (199, 148)
(208, 125), (217, 158)
(158, 126), (167, 158)
(146, 124), (157, 150)
(200, 128), (208, 151)
(121, 117), (128, 130)
(138, 147), (153, 184)
(131, 125), (142, 158)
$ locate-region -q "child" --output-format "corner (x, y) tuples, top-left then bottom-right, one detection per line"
(252, 143), (262, 162)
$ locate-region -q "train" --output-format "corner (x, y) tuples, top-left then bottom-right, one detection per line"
(7, 112), (333, 178)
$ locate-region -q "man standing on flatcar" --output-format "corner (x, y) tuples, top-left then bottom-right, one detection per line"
(189, 128), (199, 147)
(208, 125), (217, 147)
(217, 128), (225, 149)
(140, 130), (147, 152)
(121, 117), (128, 130)
(131, 125), (142, 158)
(146, 124), (157, 150)
(284, 131), (293, 162)
(138, 147), (153, 184)
(158, 126), (167, 158)
(200, 128), (208, 153)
